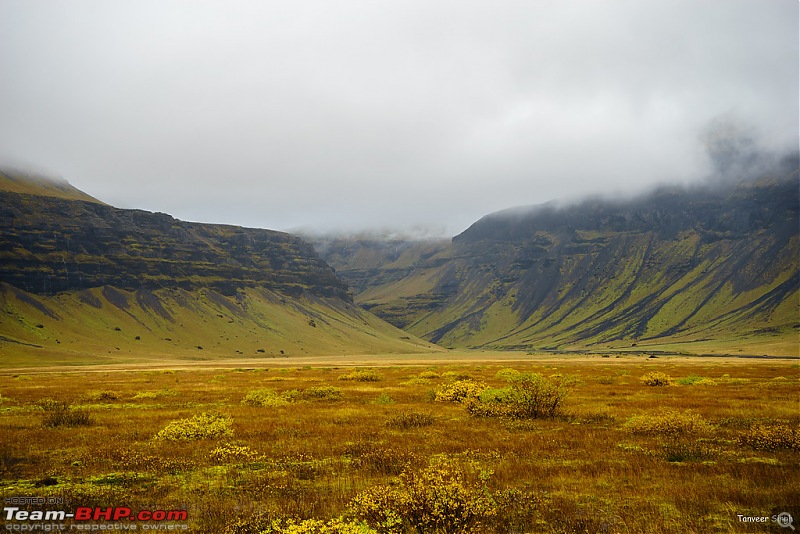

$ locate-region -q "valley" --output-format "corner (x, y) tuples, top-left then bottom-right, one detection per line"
(0, 168), (796, 534)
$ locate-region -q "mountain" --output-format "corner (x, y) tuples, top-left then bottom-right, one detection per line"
(0, 171), (437, 365)
(317, 167), (800, 356)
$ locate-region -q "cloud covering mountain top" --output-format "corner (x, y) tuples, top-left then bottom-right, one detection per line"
(1, 0), (796, 235)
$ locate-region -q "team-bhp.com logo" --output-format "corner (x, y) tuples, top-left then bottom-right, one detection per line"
(3, 506), (188, 531)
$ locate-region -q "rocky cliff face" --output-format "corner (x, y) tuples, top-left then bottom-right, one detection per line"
(0, 189), (349, 299)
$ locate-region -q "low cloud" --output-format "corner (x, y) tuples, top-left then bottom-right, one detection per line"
(0, 1), (796, 236)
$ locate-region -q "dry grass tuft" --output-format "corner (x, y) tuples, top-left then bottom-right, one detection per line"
(39, 399), (94, 428)
(386, 410), (435, 430)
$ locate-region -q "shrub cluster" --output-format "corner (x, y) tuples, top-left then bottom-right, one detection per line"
(640, 372), (672, 386)
(738, 424), (800, 451)
(505, 374), (568, 419)
(433, 380), (487, 403)
(623, 409), (712, 436)
(338, 369), (382, 382)
(464, 374), (568, 420)
(155, 412), (233, 441)
(242, 388), (291, 407)
(226, 516), (376, 534)
(349, 456), (499, 534)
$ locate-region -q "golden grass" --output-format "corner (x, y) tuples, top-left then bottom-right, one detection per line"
(0, 356), (797, 532)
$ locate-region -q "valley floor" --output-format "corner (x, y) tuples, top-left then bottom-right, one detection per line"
(0, 355), (797, 533)
(1, 348), (797, 375)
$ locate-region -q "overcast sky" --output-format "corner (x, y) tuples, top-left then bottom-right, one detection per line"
(1, 1), (797, 236)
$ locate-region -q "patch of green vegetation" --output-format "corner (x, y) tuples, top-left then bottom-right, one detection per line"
(675, 374), (717, 386)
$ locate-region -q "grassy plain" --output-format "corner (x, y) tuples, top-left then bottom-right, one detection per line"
(0, 353), (798, 533)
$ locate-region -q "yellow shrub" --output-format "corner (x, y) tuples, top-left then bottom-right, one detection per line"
(338, 369), (382, 382)
(226, 516), (376, 534)
(350, 456), (498, 534)
(434, 380), (487, 403)
(241, 389), (290, 407)
(348, 486), (407, 534)
(640, 372), (672, 386)
(623, 409), (712, 436)
(155, 412), (233, 441)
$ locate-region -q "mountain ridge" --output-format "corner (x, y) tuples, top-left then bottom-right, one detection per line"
(0, 188), (349, 299)
(317, 170), (800, 355)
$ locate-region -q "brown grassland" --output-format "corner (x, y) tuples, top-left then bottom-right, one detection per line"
(0, 353), (798, 533)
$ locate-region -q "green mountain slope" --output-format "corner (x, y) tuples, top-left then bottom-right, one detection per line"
(318, 171), (800, 356)
(0, 172), (437, 365)
(0, 283), (435, 367)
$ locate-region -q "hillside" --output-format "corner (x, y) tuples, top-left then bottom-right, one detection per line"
(0, 172), (437, 365)
(0, 282), (435, 367)
(318, 170), (800, 356)
(0, 167), (104, 203)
